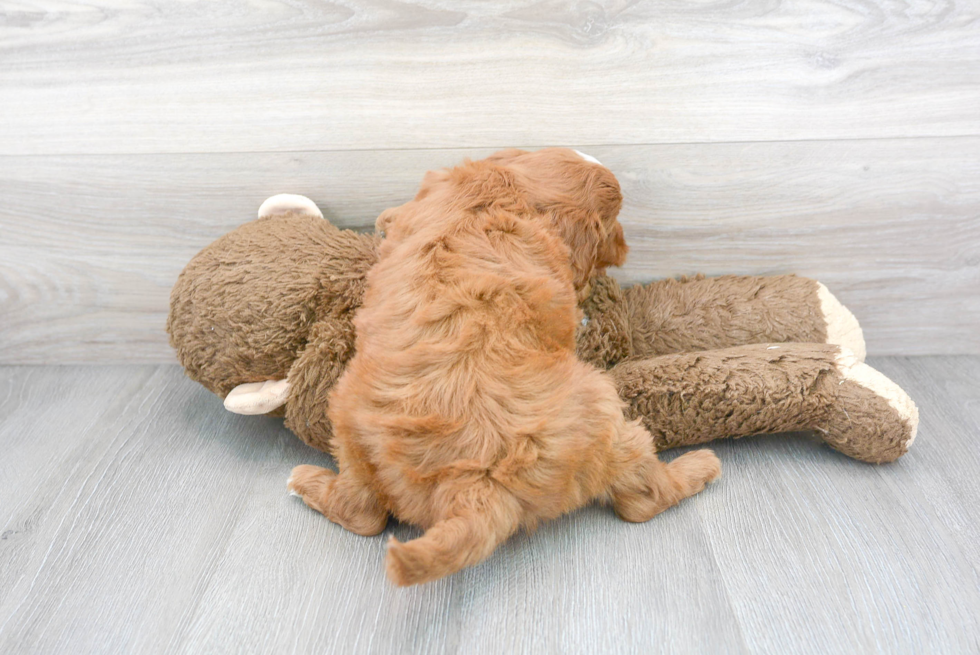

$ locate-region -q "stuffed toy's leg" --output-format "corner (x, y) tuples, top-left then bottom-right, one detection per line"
(610, 343), (917, 463)
(578, 274), (865, 368)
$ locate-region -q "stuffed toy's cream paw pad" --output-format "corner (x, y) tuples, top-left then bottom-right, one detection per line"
(257, 194), (323, 220)
(836, 349), (919, 446)
(224, 379), (290, 415)
(818, 283), (866, 361)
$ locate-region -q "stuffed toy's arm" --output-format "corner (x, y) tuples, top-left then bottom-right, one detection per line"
(624, 274), (865, 359)
(577, 274), (865, 368)
(280, 317), (359, 453)
(222, 313), (358, 452)
(610, 343), (917, 463)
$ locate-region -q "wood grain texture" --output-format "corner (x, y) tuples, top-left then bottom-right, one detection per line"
(1, 1), (979, 155)
(2, 138), (978, 363)
(1, 358), (978, 654)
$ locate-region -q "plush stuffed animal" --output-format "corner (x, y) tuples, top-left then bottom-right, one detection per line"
(167, 154), (918, 465)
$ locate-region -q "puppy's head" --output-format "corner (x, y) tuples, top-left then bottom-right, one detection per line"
(379, 148), (627, 289)
(483, 148), (627, 288)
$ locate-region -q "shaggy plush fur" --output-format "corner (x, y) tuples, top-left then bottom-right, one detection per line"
(286, 149), (721, 585)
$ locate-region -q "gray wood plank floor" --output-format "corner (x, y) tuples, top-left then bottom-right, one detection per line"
(1, 357), (978, 654)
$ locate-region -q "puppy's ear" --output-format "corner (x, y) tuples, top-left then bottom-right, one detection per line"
(548, 205), (629, 288)
(547, 207), (606, 289)
(598, 219), (628, 269)
(545, 165), (627, 287)
(582, 166), (627, 271)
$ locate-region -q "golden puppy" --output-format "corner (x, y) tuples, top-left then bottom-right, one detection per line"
(288, 148), (721, 585)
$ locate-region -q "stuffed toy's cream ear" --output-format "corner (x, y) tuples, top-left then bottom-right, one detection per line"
(257, 193), (323, 219)
(224, 379), (291, 415)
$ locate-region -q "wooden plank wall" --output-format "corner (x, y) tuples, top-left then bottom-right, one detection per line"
(1, 1), (978, 363)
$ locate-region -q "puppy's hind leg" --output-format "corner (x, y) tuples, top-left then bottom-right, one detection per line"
(610, 422), (721, 523)
(385, 480), (522, 586)
(288, 465), (388, 536)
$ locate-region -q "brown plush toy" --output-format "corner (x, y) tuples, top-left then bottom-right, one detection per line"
(167, 153), (918, 465)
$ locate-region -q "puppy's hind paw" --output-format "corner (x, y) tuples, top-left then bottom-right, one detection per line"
(385, 536), (434, 587)
(286, 465), (336, 511)
(668, 449), (722, 494)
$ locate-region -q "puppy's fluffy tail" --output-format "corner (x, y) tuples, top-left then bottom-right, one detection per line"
(385, 482), (521, 586)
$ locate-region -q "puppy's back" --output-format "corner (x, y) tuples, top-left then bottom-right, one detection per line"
(336, 206), (591, 501)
